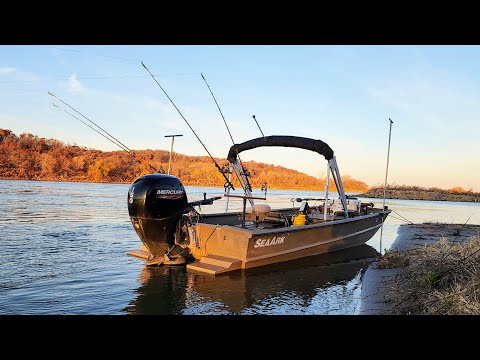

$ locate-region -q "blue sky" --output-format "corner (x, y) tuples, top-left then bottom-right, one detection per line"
(1, 45), (479, 191)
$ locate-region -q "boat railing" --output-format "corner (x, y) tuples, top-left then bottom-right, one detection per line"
(223, 194), (267, 227)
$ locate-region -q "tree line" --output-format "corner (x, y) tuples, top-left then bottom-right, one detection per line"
(0, 129), (369, 192)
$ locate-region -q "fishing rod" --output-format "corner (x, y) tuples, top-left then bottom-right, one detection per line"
(252, 115), (266, 140)
(48, 91), (132, 152)
(141, 61), (235, 190)
(292, 197), (327, 202)
(200, 73), (234, 144)
(52, 103), (129, 152)
(50, 95), (157, 172)
(200, 73), (253, 192)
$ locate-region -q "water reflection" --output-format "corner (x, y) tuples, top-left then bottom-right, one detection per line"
(125, 244), (379, 315)
(4, 179), (477, 314)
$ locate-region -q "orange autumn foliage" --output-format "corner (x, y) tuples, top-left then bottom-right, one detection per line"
(0, 129), (369, 192)
(448, 187), (467, 194)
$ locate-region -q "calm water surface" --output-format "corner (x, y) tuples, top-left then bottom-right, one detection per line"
(1, 180), (479, 314)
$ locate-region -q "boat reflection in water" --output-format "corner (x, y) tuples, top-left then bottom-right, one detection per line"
(124, 244), (379, 314)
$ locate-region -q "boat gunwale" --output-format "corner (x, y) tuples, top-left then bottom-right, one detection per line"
(198, 208), (391, 236)
(250, 210), (389, 235)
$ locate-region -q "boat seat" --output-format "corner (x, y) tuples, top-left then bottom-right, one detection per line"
(245, 204), (271, 222)
(245, 207), (288, 226)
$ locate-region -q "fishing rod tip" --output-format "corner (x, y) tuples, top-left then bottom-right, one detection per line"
(141, 61), (146, 68)
(48, 91), (55, 97)
(52, 103), (59, 108)
(252, 115), (256, 119)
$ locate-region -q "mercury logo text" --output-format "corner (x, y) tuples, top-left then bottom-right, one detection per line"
(157, 190), (184, 195)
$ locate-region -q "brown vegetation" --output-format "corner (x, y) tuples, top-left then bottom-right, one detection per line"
(377, 235), (480, 315)
(361, 184), (480, 202)
(0, 129), (369, 191)
(448, 186), (468, 194)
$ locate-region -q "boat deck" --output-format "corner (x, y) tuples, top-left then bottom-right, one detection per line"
(201, 205), (377, 233)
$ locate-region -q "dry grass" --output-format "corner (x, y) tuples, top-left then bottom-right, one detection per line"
(376, 235), (480, 315)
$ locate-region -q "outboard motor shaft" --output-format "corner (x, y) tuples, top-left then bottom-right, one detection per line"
(128, 174), (188, 259)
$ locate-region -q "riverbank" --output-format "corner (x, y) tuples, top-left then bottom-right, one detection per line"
(360, 188), (480, 203)
(359, 223), (480, 315)
(0, 128), (369, 192)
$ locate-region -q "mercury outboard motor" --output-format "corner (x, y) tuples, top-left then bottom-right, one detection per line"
(128, 174), (188, 259)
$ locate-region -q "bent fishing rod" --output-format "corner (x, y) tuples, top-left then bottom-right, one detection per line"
(200, 73), (253, 192)
(49, 92), (157, 172)
(141, 61), (235, 191)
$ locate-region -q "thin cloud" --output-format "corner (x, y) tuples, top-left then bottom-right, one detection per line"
(67, 73), (84, 93)
(368, 71), (480, 131)
(0, 67), (16, 75)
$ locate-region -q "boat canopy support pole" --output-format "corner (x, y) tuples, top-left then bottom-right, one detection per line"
(231, 159), (255, 209)
(225, 169), (233, 212)
(328, 156), (348, 219)
(324, 163), (330, 221)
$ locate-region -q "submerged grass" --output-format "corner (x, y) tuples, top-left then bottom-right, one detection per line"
(376, 235), (480, 315)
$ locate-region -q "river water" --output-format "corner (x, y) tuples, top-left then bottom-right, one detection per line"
(1, 179), (479, 314)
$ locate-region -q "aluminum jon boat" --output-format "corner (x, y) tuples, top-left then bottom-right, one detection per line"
(127, 135), (391, 275)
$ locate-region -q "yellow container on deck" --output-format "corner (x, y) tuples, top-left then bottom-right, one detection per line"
(292, 214), (306, 226)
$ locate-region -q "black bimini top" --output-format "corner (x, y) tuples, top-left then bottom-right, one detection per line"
(227, 135), (334, 163)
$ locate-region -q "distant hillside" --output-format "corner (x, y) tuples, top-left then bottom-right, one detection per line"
(361, 185), (480, 203)
(0, 129), (369, 192)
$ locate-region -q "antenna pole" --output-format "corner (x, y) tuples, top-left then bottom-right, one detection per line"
(380, 118), (393, 254)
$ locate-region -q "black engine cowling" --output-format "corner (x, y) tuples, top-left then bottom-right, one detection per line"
(128, 174), (188, 258)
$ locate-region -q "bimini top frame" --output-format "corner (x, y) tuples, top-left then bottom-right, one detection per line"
(227, 135), (334, 163)
(226, 135), (349, 218)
